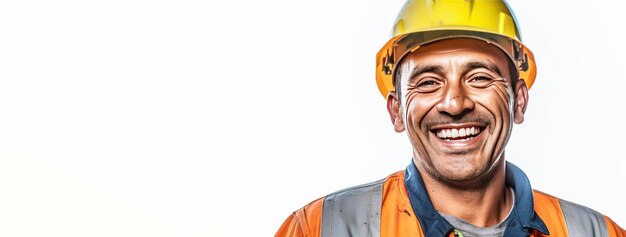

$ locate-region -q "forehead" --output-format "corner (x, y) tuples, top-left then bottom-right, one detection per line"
(398, 38), (511, 72)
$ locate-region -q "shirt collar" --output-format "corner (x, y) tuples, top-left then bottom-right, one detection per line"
(404, 160), (549, 236)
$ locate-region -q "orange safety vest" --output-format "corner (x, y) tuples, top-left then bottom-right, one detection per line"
(276, 161), (625, 237)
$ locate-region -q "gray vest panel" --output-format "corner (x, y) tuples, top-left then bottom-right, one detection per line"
(321, 179), (384, 237)
(560, 199), (608, 237)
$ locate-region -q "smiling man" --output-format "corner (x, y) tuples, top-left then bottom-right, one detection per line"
(276, 1), (625, 237)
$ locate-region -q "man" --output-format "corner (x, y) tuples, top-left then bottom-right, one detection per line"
(276, 1), (626, 236)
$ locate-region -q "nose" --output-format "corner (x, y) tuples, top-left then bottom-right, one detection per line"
(435, 83), (475, 116)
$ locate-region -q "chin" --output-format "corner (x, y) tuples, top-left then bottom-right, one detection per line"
(429, 155), (498, 186)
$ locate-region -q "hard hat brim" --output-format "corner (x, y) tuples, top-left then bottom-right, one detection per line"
(376, 30), (536, 98)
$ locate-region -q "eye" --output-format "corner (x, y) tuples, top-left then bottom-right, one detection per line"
(468, 76), (494, 87)
(417, 79), (439, 88)
(412, 78), (441, 93)
(471, 76), (492, 82)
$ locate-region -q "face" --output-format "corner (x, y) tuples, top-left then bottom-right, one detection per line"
(387, 38), (529, 187)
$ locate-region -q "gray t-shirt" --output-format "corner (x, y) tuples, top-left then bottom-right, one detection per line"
(439, 188), (515, 237)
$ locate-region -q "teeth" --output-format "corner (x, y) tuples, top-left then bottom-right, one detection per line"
(435, 127), (482, 139)
(451, 129), (458, 138)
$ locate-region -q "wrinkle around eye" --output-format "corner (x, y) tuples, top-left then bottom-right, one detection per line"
(410, 78), (442, 93)
(467, 76), (505, 88)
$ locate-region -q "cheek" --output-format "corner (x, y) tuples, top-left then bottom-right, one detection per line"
(472, 87), (515, 155)
(472, 86), (514, 117)
(403, 92), (439, 131)
(403, 92), (440, 160)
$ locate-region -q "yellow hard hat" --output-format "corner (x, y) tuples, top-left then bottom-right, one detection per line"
(376, 0), (536, 98)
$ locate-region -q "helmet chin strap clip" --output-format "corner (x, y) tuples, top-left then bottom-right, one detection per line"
(382, 48), (395, 75)
(512, 41), (529, 71)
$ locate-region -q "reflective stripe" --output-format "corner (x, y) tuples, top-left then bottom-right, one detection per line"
(321, 179), (384, 237)
(560, 199), (608, 237)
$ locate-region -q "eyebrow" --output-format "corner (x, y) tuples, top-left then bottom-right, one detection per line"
(462, 61), (503, 77)
(409, 65), (445, 81)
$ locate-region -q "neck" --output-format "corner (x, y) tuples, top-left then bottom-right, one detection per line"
(416, 157), (513, 227)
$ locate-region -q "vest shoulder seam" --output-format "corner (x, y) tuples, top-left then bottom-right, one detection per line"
(325, 177), (387, 198)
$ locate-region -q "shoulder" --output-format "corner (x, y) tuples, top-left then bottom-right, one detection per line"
(325, 171), (403, 201)
(532, 190), (626, 237)
(320, 171), (404, 236)
(322, 171), (405, 216)
(276, 197), (325, 237)
(275, 171), (404, 237)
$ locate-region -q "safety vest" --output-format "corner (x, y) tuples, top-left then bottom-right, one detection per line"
(276, 162), (626, 237)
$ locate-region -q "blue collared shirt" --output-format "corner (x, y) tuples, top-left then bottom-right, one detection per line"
(404, 160), (550, 237)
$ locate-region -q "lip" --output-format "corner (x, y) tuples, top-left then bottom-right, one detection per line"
(429, 124), (486, 151)
(429, 122), (486, 131)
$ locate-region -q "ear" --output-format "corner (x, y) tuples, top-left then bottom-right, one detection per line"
(514, 79), (529, 124)
(387, 91), (406, 132)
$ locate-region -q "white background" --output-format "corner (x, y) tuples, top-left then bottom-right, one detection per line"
(0, 0), (625, 236)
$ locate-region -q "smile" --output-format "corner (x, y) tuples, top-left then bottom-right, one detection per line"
(434, 126), (483, 141)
